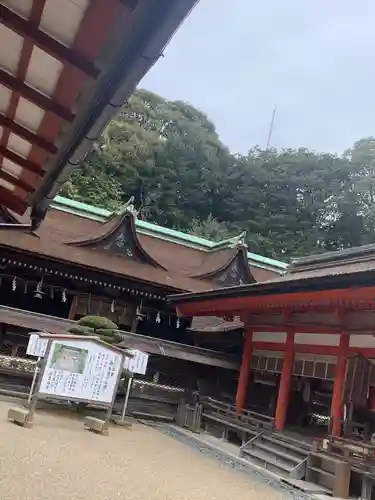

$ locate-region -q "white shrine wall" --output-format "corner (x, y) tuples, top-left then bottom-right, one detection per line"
(252, 331), (375, 357)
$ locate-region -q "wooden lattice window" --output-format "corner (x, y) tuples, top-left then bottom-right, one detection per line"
(252, 352), (336, 380)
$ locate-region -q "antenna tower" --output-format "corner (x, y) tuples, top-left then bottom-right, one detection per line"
(266, 105), (277, 151)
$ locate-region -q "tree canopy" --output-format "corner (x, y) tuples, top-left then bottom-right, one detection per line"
(62, 89), (375, 260)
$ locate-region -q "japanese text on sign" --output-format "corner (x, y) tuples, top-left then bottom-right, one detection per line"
(39, 339), (123, 404)
(27, 333), (49, 358)
(123, 349), (149, 375)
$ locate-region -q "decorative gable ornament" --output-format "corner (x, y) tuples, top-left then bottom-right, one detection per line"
(210, 254), (252, 287)
(66, 197), (165, 269)
(103, 227), (134, 257)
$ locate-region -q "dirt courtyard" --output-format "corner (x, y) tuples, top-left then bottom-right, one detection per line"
(0, 401), (286, 500)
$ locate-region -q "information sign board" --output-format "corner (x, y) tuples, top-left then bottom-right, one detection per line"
(123, 349), (149, 375)
(26, 333), (48, 358)
(39, 339), (123, 404)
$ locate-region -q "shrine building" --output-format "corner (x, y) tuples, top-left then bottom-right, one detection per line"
(0, 195), (285, 393)
(169, 245), (375, 438)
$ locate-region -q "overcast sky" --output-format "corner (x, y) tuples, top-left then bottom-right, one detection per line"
(142, 0), (375, 155)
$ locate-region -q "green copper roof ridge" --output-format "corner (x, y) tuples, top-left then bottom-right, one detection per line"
(136, 219), (219, 248)
(135, 226), (284, 271)
(52, 196), (111, 218)
(210, 231), (247, 250)
(247, 251), (288, 269)
(51, 195), (287, 269)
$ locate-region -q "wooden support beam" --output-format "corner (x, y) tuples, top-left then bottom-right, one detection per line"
(0, 169), (34, 192)
(0, 146), (43, 175)
(0, 113), (57, 154)
(235, 330), (253, 414)
(1, 6), (99, 78)
(68, 295), (78, 320)
(0, 69), (75, 122)
(274, 329), (295, 431)
(331, 333), (349, 437)
(0, 186), (27, 213)
(250, 323), (341, 334)
(176, 286), (375, 318)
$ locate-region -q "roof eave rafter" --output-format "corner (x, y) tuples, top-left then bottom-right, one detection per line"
(0, 68), (75, 122)
(1, 5), (100, 78)
(30, 0), (199, 221)
(0, 113), (57, 154)
(0, 170), (33, 192)
(0, 187), (27, 214)
(0, 0), (199, 218)
(0, 145), (44, 175)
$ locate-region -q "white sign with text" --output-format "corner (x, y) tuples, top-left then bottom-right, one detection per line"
(26, 333), (49, 358)
(123, 349), (149, 375)
(39, 339), (123, 404)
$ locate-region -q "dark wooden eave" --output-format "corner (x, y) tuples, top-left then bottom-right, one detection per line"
(0, 0), (199, 220)
(169, 266), (375, 306)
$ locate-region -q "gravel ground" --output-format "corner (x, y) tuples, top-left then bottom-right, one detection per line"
(0, 401), (292, 500)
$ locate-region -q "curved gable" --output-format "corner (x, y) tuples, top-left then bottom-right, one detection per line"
(66, 206), (165, 269)
(193, 247), (255, 286)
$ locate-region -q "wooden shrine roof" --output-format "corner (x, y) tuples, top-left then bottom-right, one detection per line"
(0, 0), (197, 221)
(190, 315), (243, 333)
(169, 243), (375, 318)
(0, 200), (282, 292)
(189, 316), (244, 334)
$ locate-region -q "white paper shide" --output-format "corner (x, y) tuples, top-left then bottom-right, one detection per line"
(39, 339), (123, 404)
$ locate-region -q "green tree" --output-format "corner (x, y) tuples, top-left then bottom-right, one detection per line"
(189, 214), (234, 242)
(344, 137), (375, 237)
(64, 88), (375, 260)
(64, 89), (230, 228)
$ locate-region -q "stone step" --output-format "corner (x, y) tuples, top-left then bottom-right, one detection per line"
(271, 432), (311, 451)
(202, 412), (258, 435)
(262, 435), (310, 456)
(254, 441), (302, 465)
(307, 465), (334, 478)
(241, 446), (294, 475)
(83, 416), (108, 435)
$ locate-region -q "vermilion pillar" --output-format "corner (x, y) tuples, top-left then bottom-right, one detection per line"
(235, 330), (253, 414)
(331, 333), (349, 437)
(275, 329), (295, 431)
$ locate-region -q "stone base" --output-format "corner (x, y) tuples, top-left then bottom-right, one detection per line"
(83, 416), (108, 435)
(8, 407), (33, 428)
(111, 415), (134, 428)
